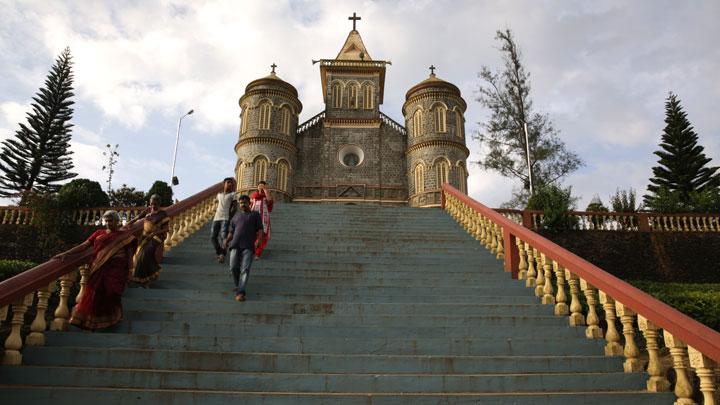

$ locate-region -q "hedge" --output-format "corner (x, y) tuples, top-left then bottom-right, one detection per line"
(0, 260), (37, 283)
(630, 280), (720, 332)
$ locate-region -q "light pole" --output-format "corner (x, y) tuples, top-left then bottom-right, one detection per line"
(171, 109), (194, 186)
(523, 121), (534, 196)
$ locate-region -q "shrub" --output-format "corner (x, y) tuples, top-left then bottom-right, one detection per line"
(0, 259), (37, 282)
(526, 184), (578, 233)
(630, 281), (720, 331)
(19, 192), (84, 260)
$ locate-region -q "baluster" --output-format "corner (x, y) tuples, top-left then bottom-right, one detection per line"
(541, 254), (555, 305)
(516, 238), (528, 280)
(2, 293), (34, 365)
(688, 346), (718, 405)
(51, 272), (77, 331)
(26, 282), (55, 346)
(553, 261), (568, 315)
(663, 333), (697, 404)
(615, 301), (643, 372)
(489, 220), (498, 254)
(495, 224), (504, 259)
(525, 244), (537, 288)
(75, 265), (90, 304)
(534, 249), (545, 298)
(579, 280), (601, 337)
(565, 271), (585, 326)
(164, 217), (176, 251)
(702, 216), (709, 232)
(598, 291), (623, 355)
(637, 315), (670, 391)
(472, 212), (481, 241)
(682, 216), (690, 231)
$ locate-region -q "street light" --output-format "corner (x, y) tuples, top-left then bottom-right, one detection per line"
(523, 121), (534, 196)
(170, 109), (194, 186)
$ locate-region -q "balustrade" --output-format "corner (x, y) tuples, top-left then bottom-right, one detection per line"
(442, 185), (720, 403)
(0, 182), (223, 369)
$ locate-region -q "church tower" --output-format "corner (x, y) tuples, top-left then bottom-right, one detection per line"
(235, 66), (302, 202)
(404, 67), (469, 207)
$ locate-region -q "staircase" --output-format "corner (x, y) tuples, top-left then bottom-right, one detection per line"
(0, 203), (673, 403)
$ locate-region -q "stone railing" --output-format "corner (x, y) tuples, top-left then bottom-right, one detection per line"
(379, 111), (406, 135)
(2, 206), (155, 226)
(296, 110), (325, 134)
(1, 207), (33, 225)
(0, 181), (223, 365)
(443, 184), (720, 404)
(495, 208), (720, 232)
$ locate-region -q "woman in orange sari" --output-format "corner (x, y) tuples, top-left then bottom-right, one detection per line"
(129, 194), (169, 287)
(250, 181), (273, 259)
(55, 210), (136, 330)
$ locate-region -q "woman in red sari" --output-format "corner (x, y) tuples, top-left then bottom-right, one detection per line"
(55, 210), (136, 330)
(250, 181), (273, 259)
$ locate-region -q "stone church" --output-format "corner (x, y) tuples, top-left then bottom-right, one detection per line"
(234, 15), (469, 207)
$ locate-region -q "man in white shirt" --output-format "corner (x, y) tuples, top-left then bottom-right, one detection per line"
(211, 177), (236, 263)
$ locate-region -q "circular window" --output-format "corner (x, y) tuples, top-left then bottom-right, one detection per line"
(338, 145), (364, 167)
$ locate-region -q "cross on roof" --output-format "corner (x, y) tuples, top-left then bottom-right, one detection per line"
(429, 65), (436, 75)
(348, 12), (361, 31)
(270, 63), (277, 74)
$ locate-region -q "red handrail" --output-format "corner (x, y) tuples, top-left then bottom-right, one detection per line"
(443, 183), (720, 362)
(0, 182), (223, 308)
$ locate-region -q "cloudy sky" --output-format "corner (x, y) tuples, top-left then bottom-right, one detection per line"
(1, 0), (718, 208)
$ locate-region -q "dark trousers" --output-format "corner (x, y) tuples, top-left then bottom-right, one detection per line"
(211, 220), (229, 256)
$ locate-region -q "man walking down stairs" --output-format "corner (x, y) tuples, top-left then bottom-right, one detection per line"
(0, 203), (674, 404)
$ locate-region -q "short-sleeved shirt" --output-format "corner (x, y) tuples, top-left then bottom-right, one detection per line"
(214, 192), (236, 221)
(227, 210), (263, 250)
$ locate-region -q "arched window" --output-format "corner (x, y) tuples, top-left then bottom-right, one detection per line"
(455, 110), (464, 138)
(277, 160), (289, 192)
(414, 163), (425, 194)
(281, 106), (291, 135)
(348, 84), (359, 109)
(253, 157), (267, 185)
(363, 85), (374, 109)
(457, 163), (467, 194)
(240, 106), (249, 134)
(412, 110), (423, 137)
(258, 102), (271, 130)
(332, 83), (342, 108)
(435, 159), (449, 187)
(434, 105), (447, 133)
(236, 162), (245, 190)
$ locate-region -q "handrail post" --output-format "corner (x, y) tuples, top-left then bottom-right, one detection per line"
(503, 228), (519, 279)
(521, 210), (533, 228)
(637, 213), (651, 232)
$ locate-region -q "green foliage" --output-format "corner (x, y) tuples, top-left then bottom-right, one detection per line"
(18, 192), (83, 259)
(645, 93), (720, 210)
(147, 180), (174, 206)
(0, 47), (76, 197)
(526, 184), (578, 232)
(630, 281), (720, 331)
(109, 184), (146, 207)
(610, 188), (642, 213)
(649, 187), (720, 213)
(474, 28), (583, 204)
(0, 259), (36, 282)
(57, 178), (109, 209)
(585, 195), (608, 212)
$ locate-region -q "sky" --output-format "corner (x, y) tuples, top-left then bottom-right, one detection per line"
(0, 0), (718, 208)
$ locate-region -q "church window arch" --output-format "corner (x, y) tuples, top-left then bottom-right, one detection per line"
(363, 84), (374, 109)
(332, 83), (342, 109)
(280, 106), (292, 135)
(434, 104), (447, 133)
(253, 156), (268, 185)
(414, 163), (425, 194)
(258, 102), (272, 130)
(348, 83), (359, 109)
(455, 109), (464, 138)
(240, 105), (249, 134)
(236, 161), (245, 190)
(412, 109), (423, 137)
(457, 162), (467, 194)
(435, 158), (449, 187)
(277, 159), (290, 192)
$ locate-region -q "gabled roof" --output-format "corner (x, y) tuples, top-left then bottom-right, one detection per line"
(335, 30), (372, 61)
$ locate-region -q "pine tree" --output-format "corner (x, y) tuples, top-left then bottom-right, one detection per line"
(644, 93), (720, 210)
(0, 47), (77, 197)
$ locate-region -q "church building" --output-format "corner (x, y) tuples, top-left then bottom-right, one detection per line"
(234, 14), (469, 207)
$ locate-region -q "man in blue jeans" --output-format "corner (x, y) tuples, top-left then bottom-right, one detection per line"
(224, 195), (263, 302)
(211, 177), (236, 263)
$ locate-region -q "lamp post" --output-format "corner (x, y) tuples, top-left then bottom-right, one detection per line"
(170, 109), (194, 186)
(523, 121), (534, 196)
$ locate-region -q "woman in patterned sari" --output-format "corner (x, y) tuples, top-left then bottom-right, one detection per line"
(250, 181), (273, 259)
(54, 210), (136, 330)
(129, 194), (170, 286)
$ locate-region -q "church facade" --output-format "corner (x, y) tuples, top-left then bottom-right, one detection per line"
(234, 19), (469, 207)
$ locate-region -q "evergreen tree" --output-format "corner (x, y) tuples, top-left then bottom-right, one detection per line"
(475, 29), (583, 207)
(644, 93), (720, 210)
(0, 47), (77, 197)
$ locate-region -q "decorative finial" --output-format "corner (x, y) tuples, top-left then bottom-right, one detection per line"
(270, 63), (277, 74)
(348, 12), (361, 31)
(429, 65), (436, 76)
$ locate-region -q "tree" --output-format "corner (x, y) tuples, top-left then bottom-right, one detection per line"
(147, 180), (174, 206)
(0, 47), (76, 197)
(102, 144), (119, 193)
(585, 195), (608, 212)
(525, 184), (578, 233)
(57, 178), (109, 209)
(610, 188), (642, 213)
(644, 93), (720, 211)
(109, 184), (146, 207)
(475, 29), (583, 207)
